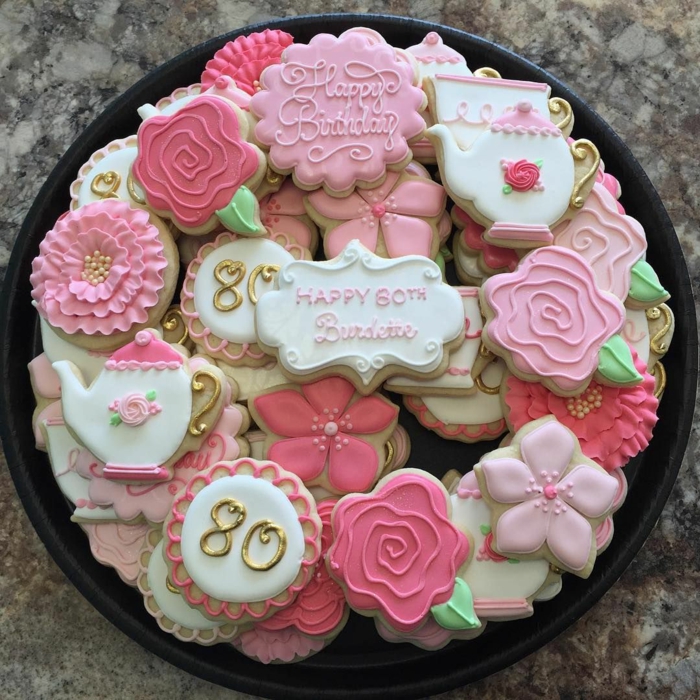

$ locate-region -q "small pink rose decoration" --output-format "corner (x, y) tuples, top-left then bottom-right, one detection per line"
(502, 158), (543, 193)
(108, 391), (161, 427)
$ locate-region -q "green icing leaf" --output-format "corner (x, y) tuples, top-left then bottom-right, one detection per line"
(215, 186), (262, 235)
(597, 334), (643, 385)
(431, 578), (481, 631)
(109, 413), (122, 426)
(479, 524), (491, 536)
(534, 159), (544, 168)
(628, 260), (669, 303)
(435, 251), (446, 281)
(507, 558), (520, 564)
(145, 390), (157, 401)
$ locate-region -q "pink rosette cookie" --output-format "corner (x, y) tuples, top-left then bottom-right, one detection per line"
(327, 470), (470, 633)
(474, 416), (619, 577)
(250, 31), (426, 194)
(249, 376), (399, 495)
(30, 200), (177, 351)
(201, 29), (294, 96)
(481, 246), (641, 396)
(233, 626), (327, 664)
(305, 170), (446, 260)
(132, 94), (266, 235)
(155, 79), (251, 115)
(502, 350), (658, 471)
(164, 458), (322, 624)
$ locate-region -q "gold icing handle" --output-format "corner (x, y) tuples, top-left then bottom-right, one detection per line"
(569, 139), (600, 209)
(189, 368), (222, 437)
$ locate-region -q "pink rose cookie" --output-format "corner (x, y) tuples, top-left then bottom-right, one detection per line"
(30, 199), (178, 351)
(474, 417), (619, 578)
(428, 101), (599, 249)
(248, 376), (399, 495)
(137, 530), (240, 645)
(375, 615), (484, 651)
(481, 246), (642, 396)
(305, 169), (447, 260)
(327, 470), (472, 633)
(201, 29), (294, 96)
(250, 30), (426, 195)
(80, 521), (152, 585)
(233, 626), (328, 664)
(132, 93), (266, 235)
(53, 329), (230, 483)
(501, 349), (658, 471)
(180, 230), (310, 366)
(164, 458), (322, 624)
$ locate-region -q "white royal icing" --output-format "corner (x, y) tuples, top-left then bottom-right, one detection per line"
(255, 240), (465, 387)
(406, 33), (473, 82)
(453, 245), (486, 283)
(180, 474), (305, 603)
(77, 147), (146, 208)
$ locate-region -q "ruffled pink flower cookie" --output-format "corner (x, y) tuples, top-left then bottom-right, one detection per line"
(502, 349), (658, 471)
(474, 417), (619, 577)
(164, 458), (322, 624)
(249, 376), (399, 495)
(30, 199), (177, 351)
(327, 470), (474, 634)
(251, 30), (427, 195)
(481, 246), (641, 396)
(305, 169), (447, 260)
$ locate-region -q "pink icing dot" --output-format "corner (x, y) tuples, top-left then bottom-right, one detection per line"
(425, 32), (439, 44)
(371, 204), (387, 219)
(544, 484), (558, 500)
(324, 421), (339, 436)
(135, 330), (152, 346)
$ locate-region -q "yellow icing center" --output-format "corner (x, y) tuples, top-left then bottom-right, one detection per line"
(566, 383), (603, 419)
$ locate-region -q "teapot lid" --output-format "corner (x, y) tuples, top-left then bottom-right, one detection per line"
(491, 101), (561, 135)
(106, 330), (184, 371)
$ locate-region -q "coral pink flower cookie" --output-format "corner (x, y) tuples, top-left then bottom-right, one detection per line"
(251, 30), (427, 194)
(249, 376), (399, 495)
(306, 170), (446, 260)
(474, 417), (619, 577)
(30, 200), (177, 351)
(502, 349), (658, 471)
(327, 470), (471, 633)
(233, 626), (327, 664)
(164, 458), (322, 624)
(481, 246), (641, 396)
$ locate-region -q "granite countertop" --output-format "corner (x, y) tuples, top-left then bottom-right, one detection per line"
(1, 1), (698, 698)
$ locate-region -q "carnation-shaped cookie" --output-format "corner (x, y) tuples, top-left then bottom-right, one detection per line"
(164, 458), (322, 624)
(53, 329), (229, 482)
(132, 92), (266, 235)
(481, 246), (642, 396)
(30, 200), (178, 351)
(474, 417), (619, 577)
(249, 376), (399, 495)
(327, 470), (473, 633)
(232, 626), (328, 664)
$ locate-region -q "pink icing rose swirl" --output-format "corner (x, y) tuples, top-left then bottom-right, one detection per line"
(30, 199), (167, 336)
(503, 159), (540, 191)
(109, 392), (160, 427)
(328, 473), (469, 633)
(132, 96), (259, 229)
(483, 247), (625, 394)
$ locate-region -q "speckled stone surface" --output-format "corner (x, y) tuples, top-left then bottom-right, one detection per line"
(1, 2), (698, 699)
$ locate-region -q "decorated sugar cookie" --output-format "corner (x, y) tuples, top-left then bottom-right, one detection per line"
(181, 231), (309, 366)
(132, 92), (266, 235)
(255, 240), (466, 394)
(327, 470), (473, 633)
(375, 615), (484, 651)
(249, 376), (399, 495)
(164, 458), (322, 623)
(232, 626), (328, 664)
(305, 169), (446, 260)
(474, 417), (619, 577)
(481, 246), (641, 396)
(30, 200), (178, 351)
(137, 532), (240, 645)
(53, 329), (229, 482)
(429, 100), (598, 249)
(250, 30), (426, 195)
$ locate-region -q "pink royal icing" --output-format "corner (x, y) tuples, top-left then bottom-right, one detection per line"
(132, 96), (259, 229)
(503, 350), (658, 471)
(483, 247), (625, 393)
(253, 377), (398, 493)
(234, 626), (325, 664)
(307, 171), (446, 259)
(376, 615), (482, 650)
(259, 179), (315, 249)
(29, 353), (61, 398)
(82, 521), (151, 585)
(251, 32), (426, 191)
(454, 206), (518, 272)
(479, 420), (618, 572)
(406, 32), (466, 66)
(327, 472), (469, 633)
(30, 200), (167, 336)
(108, 392), (161, 426)
(105, 329), (184, 370)
(502, 159), (543, 192)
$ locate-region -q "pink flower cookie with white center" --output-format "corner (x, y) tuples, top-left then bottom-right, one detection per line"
(474, 417), (619, 577)
(481, 246), (641, 397)
(30, 199), (177, 351)
(250, 31), (426, 194)
(132, 95), (266, 235)
(305, 170), (446, 260)
(164, 458), (322, 624)
(327, 470), (470, 633)
(249, 376), (399, 495)
(502, 349), (658, 471)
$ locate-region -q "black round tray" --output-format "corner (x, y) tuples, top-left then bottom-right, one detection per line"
(1, 14), (697, 700)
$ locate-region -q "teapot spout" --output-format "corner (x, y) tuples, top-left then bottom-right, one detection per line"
(426, 124), (475, 201)
(52, 361), (89, 405)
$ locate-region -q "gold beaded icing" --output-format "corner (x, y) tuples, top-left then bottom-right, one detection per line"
(566, 383), (603, 419)
(81, 250), (112, 285)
